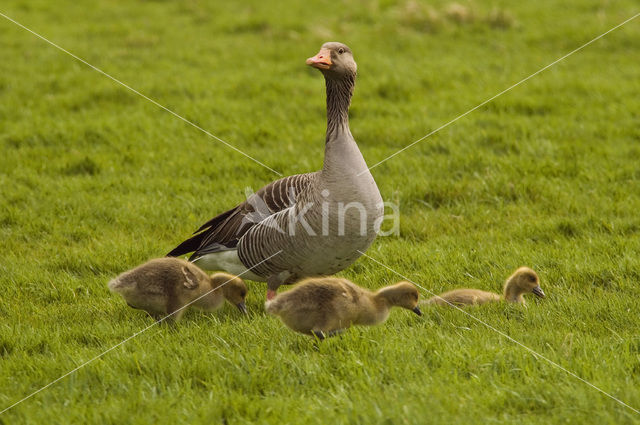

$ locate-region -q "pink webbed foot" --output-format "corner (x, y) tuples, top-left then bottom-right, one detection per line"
(266, 289), (277, 300)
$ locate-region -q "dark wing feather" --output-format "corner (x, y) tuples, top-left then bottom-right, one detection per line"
(166, 231), (208, 257)
(167, 173), (316, 258)
(166, 207), (238, 257)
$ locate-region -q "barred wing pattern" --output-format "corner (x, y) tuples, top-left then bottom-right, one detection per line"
(167, 173), (317, 261)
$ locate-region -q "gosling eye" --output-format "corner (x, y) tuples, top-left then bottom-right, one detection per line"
(338, 47), (345, 54)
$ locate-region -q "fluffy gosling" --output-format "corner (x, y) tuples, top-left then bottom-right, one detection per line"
(108, 258), (248, 321)
(426, 266), (545, 306)
(265, 277), (422, 339)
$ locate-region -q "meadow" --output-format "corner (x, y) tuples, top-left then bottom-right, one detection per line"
(1, 0), (640, 423)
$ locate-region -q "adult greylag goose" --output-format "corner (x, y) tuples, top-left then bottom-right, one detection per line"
(426, 267), (545, 306)
(108, 258), (248, 321)
(265, 277), (422, 339)
(168, 42), (383, 300)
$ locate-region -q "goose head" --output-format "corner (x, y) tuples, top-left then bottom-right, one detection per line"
(505, 267), (545, 300)
(378, 281), (422, 315)
(219, 275), (249, 314)
(307, 42), (357, 78)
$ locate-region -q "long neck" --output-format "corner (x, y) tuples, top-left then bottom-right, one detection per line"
(503, 283), (524, 303)
(325, 73), (355, 142)
(321, 72), (370, 177)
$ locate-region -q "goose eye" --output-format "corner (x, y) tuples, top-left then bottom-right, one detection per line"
(338, 48), (345, 54)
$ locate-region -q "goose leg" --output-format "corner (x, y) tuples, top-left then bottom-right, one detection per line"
(266, 275), (283, 300)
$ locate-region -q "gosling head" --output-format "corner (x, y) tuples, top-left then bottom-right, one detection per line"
(504, 267), (545, 302)
(306, 42), (357, 79)
(217, 274), (249, 314)
(380, 281), (422, 315)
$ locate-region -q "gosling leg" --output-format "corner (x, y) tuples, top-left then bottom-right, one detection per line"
(326, 329), (345, 338)
(310, 330), (326, 340)
(310, 329), (345, 340)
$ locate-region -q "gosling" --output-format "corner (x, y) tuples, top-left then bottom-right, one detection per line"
(426, 266), (545, 306)
(265, 277), (422, 339)
(108, 258), (248, 321)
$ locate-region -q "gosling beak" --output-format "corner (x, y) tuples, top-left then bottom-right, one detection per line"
(412, 306), (423, 316)
(532, 286), (546, 298)
(306, 48), (332, 70)
(236, 302), (247, 314)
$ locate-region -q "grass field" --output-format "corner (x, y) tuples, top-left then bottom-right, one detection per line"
(1, 0), (640, 423)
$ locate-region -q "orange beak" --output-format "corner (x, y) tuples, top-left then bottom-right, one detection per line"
(306, 48), (332, 70)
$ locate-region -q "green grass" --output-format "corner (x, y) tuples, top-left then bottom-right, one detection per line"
(1, 0), (640, 423)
